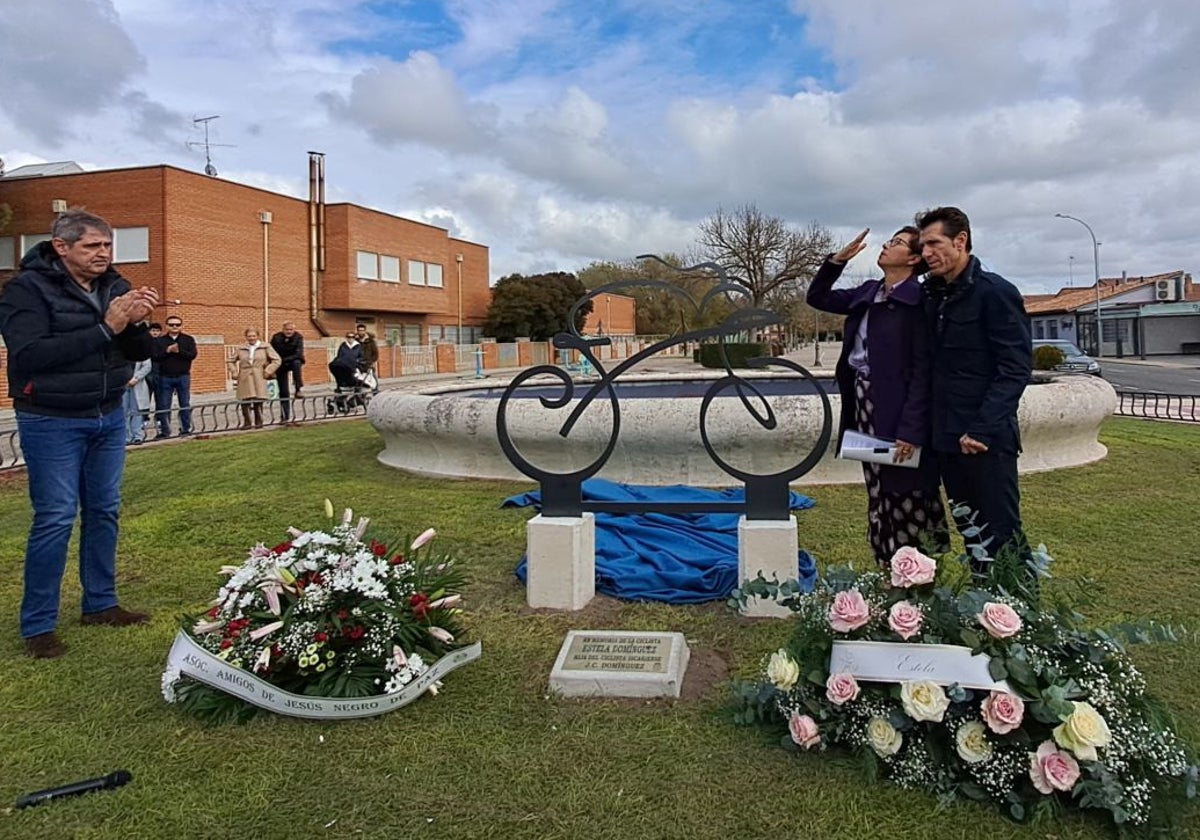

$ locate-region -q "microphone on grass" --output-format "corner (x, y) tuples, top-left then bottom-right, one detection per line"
(15, 770), (132, 809)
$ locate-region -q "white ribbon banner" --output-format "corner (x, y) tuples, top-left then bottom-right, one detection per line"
(829, 640), (1013, 693)
(166, 631), (483, 719)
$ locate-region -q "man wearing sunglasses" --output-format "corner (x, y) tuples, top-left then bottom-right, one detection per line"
(152, 316), (197, 438)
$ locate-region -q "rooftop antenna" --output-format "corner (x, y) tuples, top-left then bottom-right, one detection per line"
(187, 115), (235, 177)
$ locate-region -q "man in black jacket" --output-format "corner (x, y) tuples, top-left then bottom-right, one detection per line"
(0, 209), (158, 658)
(152, 314), (197, 437)
(270, 321), (305, 423)
(918, 207), (1031, 571)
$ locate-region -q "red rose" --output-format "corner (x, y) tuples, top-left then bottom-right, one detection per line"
(370, 539), (388, 557)
(314, 631), (328, 642)
(219, 639), (233, 649)
(207, 606), (220, 618)
(390, 552), (405, 566)
(271, 540), (293, 554)
(337, 610), (349, 620)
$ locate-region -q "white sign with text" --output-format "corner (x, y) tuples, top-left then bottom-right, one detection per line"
(829, 640), (1013, 693)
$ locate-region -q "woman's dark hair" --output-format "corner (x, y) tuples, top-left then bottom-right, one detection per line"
(893, 225), (929, 274)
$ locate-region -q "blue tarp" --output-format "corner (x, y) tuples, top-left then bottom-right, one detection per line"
(506, 479), (818, 604)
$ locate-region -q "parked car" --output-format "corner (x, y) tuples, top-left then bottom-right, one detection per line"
(1032, 339), (1102, 376)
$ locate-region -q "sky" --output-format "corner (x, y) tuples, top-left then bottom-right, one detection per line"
(2, 0), (1198, 293)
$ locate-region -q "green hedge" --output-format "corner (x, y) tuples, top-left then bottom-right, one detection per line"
(696, 342), (770, 368)
(1032, 344), (1066, 370)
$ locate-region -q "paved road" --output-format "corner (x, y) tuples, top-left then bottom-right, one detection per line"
(1100, 360), (1200, 394)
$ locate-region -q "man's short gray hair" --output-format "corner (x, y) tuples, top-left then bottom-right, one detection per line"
(52, 209), (112, 245)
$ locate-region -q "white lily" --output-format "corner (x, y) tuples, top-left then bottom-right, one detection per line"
(249, 620), (284, 642)
(428, 594), (461, 610)
(261, 583), (282, 615)
(254, 646), (271, 672)
(323, 498), (334, 519)
(410, 528), (437, 551)
(428, 626), (454, 644)
(354, 517), (370, 541)
(287, 526), (304, 538)
(392, 644), (408, 668)
(192, 619), (224, 634)
(342, 508), (354, 526)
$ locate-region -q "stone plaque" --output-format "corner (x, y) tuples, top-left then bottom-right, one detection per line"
(550, 630), (690, 698)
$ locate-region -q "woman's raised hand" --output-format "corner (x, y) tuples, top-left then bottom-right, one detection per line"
(831, 228), (869, 265)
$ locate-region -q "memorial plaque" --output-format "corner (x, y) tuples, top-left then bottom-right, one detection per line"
(550, 630), (690, 698)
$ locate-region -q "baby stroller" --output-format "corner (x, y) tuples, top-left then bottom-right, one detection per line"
(326, 361), (376, 414)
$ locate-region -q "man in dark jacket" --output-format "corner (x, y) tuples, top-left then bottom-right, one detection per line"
(270, 321), (305, 423)
(918, 207), (1032, 569)
(356, 323), (379, 393)
(152, 314), (197, 437)
(0, 209), (158, 658)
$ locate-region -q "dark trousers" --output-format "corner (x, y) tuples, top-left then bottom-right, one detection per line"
(938, 448), (1023, 561)
(275, 360), (302, 421)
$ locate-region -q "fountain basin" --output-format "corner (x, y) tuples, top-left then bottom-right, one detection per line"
(368, 372), (1116, 486)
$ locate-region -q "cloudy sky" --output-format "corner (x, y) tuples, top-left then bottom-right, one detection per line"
(2, 0), (1197, 292)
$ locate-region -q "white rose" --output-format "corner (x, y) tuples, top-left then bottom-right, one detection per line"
(955, 721), (993, 764)
(900, 680), (950, 722)
(766, 649), (800, 691)
(867, 717), (903, 757)
(1052, 701), (1112, 761)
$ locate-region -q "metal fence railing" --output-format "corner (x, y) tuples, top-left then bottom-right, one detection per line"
(1116, 391), (1199, 423)
(0, 394), (371, 471)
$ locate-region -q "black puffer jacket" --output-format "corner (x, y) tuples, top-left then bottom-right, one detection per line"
(0, 242), (154, 417)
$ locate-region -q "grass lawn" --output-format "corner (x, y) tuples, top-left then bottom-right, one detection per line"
(0, 417), (1197, 839)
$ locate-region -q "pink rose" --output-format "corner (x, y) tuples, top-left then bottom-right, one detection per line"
(825, 673), (861, 706)
(889, 546), (937, 587)
(887, 601), (923, 640)
(828, 590), (870, 633)
(788, 713), (820, 749)
(977, 602), (1023, 639)
(981, 690), (1026, 734)
(1029, 740), (1080, 794)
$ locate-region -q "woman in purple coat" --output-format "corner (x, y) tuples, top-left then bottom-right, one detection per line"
(807, 226), (949, 567)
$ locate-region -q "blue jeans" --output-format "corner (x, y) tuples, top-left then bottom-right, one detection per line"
(16, 408), (127, 638)
(123, 388), (146, 443)
(156, 374), (192, 435)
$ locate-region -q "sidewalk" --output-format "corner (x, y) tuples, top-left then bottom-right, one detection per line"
(1099, 354), (1200, 369)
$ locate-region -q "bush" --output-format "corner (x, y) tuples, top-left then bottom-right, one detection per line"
(696, 342), (770, 368)
(1032, 344), (1066, 370)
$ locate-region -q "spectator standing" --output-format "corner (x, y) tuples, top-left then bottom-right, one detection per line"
(123, 357), (152, 444)
(356, 323), (379, 392)
(153, 315), (197, 437)
(807, 226), (949, 567)
(146, 321), (162, 423)
(0, 209), (158, 658)
(917, 206), (1032, 571)
(270, 321), (305, 424)
(228, 327), (281, 428)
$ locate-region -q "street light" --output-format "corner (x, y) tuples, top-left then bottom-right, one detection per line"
(1054, 213), (1102, 359)
(1068, 255), (1075, 288)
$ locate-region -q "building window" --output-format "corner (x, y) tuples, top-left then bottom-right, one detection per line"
(1048, 321), (1059, 339)
(1034, 322), (1044, 340)
(407, 260), (426, 286)
(20, 234), (50, 257)
(356, 250), (378, 280)
(427, 263), (443, 288)
(113, 226), (149, 263)
(0, 236), (13, 270)
(380, 255), (400, 283)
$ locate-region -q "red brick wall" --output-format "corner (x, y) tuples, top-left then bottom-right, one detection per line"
(582, 293), (637, 335)
(0, 164), (494, 404)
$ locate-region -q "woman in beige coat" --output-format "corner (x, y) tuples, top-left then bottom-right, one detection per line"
(228, 327), (281, 428)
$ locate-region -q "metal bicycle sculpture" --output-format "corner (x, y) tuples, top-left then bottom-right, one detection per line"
(496, 256), (834, 521)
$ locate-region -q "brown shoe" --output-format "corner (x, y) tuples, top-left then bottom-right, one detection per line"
(81, 606), (150, 627)
(25, 631), (66, 658)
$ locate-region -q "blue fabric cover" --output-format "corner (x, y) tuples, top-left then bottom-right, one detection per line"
(506, 479), (818, 604)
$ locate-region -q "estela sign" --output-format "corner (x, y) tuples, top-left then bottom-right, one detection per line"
(829, 640), (1013, 693)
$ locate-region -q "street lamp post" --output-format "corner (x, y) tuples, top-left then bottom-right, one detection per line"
(1054, 213), (1102, 359)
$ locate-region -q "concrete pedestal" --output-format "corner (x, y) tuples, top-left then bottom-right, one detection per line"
(526, 513), (595, 610)
(737, 515), (798, 618)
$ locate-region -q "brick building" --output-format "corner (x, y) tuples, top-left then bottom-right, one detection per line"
(0, 159), (490, 401)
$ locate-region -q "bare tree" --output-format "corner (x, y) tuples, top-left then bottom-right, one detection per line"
(697, 204), (834, 308)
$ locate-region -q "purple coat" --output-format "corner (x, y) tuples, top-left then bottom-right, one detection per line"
(807, 258), (936, 494)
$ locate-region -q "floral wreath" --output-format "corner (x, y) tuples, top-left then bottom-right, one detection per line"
(163, 500), (472, 722)
(734, 534), (1198, 834)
